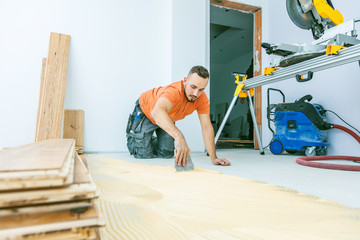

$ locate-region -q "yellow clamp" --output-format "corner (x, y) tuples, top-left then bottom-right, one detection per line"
(264, 67), (279, 76)
(326, 44), (347, 55)
(233, 74), (254, 98)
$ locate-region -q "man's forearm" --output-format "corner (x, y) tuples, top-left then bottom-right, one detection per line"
(152, 104), (191, 166)
(199, 114), (231, 166)
(202, 124), (217, 161)
(151, 108), (182, 140)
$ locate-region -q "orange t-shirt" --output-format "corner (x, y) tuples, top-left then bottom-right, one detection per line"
(139, 80), (209, 124)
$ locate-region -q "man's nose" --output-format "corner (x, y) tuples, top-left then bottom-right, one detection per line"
(193, 89), (199, 96)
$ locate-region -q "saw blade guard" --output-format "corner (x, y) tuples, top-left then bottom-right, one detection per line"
(286, 0), (344, 40)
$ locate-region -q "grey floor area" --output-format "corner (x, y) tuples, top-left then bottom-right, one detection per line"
(92, 148), (360, 209)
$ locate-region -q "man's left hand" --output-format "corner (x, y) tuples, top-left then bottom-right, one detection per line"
(211, 158), (231, 166)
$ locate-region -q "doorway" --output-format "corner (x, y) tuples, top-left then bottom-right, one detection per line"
(209, 1), (262, 149)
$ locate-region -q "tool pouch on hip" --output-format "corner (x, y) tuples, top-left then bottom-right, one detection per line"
(126, 111), (145, 134)
(126, 113), (134, 134)
(132, 114), (145, 133)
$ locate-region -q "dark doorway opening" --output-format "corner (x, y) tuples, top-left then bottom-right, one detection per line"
(210, 4), (254, 149)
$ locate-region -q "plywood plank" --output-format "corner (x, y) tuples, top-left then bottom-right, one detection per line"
(0, 202), (99, 230)
(0, 139), (75, 191)
(63, 109), (84, 148)
(35, 32), (70, 142)
(0, 154), (96, 208)
(0, 218), (104, 240)
(0, 183), (97, 208)
(0, 200), (92, 217)
(0, 139), (74, 172)
(0, 150), (74, 190)
(0, 201), (104, 239)
(14, 227), (98, 240)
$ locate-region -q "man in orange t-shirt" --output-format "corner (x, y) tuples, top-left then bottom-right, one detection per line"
(126, 66), (230, 167)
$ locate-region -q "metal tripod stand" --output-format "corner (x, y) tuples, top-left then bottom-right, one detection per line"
(214, 73), (264, 155)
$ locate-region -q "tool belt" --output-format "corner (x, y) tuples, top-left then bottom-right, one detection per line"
(126, 99), (146, 134)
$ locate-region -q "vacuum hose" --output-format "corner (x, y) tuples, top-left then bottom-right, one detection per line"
(296, 124), (360, 171)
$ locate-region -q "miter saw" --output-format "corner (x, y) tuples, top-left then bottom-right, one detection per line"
(262, 0), (360, 67)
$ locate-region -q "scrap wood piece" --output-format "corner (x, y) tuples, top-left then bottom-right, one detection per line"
(74, 153), (91, 183)
(0, 139), (75, 191)
(63, 109), (84, 152)
(79, 153), (89, 168)
(35, 32), (71, 142)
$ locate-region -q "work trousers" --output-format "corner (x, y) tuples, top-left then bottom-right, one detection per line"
(126, 100), (175, 159)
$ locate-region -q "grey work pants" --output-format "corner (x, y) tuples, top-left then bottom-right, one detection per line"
(126, 100), (175, 159)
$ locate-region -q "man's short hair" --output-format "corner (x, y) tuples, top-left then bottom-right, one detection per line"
(188, 66), (209, 79)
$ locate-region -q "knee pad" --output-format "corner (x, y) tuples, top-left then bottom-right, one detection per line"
(156, 149), (174, 159)
(127, 133), (155, 158)
(134, 148), (155, 159)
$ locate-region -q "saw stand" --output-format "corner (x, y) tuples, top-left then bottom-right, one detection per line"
(214, 73), (265, 155)
(214, 43), (360, 154)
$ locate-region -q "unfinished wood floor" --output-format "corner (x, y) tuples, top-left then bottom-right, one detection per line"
(87, 153), (360, 240)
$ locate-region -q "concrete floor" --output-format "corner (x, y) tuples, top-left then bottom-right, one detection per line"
(94, 148), (360, 209)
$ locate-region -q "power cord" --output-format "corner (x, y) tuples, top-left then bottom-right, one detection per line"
(325, 109), (360, 135)
(325, 109), (360, 165)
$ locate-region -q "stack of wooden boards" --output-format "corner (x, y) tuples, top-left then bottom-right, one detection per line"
(0, 139), (104, 239)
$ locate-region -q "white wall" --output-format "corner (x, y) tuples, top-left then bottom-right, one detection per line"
(264, 0), (360, 156)
(0, 0), (172, 152)
(172, 0), (209, 151)
(3, 0), (356, 156)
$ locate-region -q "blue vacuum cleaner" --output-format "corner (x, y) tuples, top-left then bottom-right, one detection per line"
(267, 88), (331, 156)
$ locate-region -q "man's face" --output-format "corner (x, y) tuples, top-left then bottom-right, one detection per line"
(184, 73), (208, 102)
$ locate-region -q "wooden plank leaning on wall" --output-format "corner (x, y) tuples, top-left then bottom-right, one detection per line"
(63, 109), (85, 154)
(35, 32), (71, 142)
(35, 57), (47, 140)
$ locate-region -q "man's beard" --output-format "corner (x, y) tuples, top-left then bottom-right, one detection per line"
(184, 89), (197, 102)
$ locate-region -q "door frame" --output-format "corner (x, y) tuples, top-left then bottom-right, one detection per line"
(209, 0), (262, 149)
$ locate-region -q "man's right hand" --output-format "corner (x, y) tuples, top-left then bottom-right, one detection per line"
(151, 97), (191, 166)
(174, 135), (191, 167)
